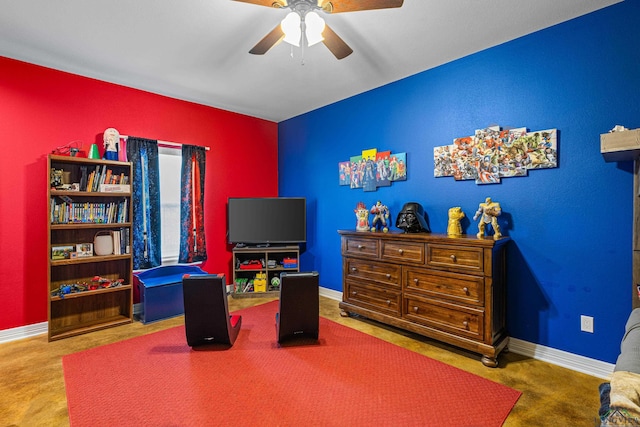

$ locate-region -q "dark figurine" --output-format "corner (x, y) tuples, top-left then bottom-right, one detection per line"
(395, 202), (430, 233)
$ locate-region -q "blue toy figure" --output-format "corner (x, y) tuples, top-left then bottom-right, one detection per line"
(103, 127), (120, 161)
(370, 200), (390, 232)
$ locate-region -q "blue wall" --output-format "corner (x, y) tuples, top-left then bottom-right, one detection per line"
(278, 1), (640, 364)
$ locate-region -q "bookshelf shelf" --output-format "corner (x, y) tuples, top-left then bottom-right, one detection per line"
(47, 314), (132, 341)
(50, 190), (132, 197)
(50, 254), (132, 266)
(47, 154), (133, 341)
(50, 284), (133, 301)
(50, 222), (132, 230)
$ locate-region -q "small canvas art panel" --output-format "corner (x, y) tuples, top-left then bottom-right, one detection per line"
(339, 149), (408, 192)
(389, 153), (407, 182)
(434, 125), (558, 185)
(361, 148), (378, 192)
(338, 161), (351, 186)
(349, 155), (363, 189)
(375, 151), (392, 187)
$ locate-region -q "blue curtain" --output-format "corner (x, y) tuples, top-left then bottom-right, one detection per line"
(126, 137), (162, 269)
(179, 145), (207, 263)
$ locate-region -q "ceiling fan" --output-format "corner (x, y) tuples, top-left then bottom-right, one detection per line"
(234, 0), (404, 60)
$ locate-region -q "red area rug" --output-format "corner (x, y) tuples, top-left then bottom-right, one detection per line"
(63, 301), (520, 426)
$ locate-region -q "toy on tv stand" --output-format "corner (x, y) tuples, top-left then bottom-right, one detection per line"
(472, 197), (502, 240)
(355, 201), (369, 232)
(447, 207), (465, 236)
(395, 202), (430, 233)
(370, 200), (390, 233)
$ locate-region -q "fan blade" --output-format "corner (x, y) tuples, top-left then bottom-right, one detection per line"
(249, 25), (285, 55)
(319, 0), (403, 13)
(233, 0), (286, 8)
(322, 24), (353, 60)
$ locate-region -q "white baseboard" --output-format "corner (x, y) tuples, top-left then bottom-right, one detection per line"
(0, 322), (48, 343)
(319, 286), (342, 301)
(0, 305), (143, 344)
(0, 287), (616, 380)
(508, 337), (614, 379)
(318, 286), (615, 379)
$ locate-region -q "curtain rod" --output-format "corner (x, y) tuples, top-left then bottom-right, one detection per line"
(120, 135), (210, 151)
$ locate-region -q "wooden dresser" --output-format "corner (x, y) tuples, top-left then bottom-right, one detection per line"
(338, 230), (510, 367)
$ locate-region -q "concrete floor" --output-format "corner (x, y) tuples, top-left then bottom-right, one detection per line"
(0, 296), (604, 426)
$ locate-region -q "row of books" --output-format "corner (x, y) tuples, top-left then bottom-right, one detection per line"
(79, 164), (129, 192)
(111, 228), (131, 255)
(51, 198), (129, 224)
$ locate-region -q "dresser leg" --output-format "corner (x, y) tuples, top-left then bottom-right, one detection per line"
(340, 308), (351, 317)
(481, 355), (498, 368)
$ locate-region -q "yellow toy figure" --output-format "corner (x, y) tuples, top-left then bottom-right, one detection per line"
(355, 201), (370, 232)
(370, 200), (390, 233)
(473, 197), (502, 240)
(447, 207), (465, 236)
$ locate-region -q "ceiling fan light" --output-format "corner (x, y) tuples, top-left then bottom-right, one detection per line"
(281, 12), (301, 47)
(305, 11), (325, 47)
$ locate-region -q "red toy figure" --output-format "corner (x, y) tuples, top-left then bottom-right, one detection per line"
(355, 201), (369, 232)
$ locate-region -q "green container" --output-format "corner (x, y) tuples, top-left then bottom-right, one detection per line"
(88, 143), (100, 159)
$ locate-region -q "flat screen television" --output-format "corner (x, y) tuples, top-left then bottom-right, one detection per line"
(227, 197), (306, 245)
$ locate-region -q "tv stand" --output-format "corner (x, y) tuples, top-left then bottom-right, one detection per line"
(232, 245), (300, 298)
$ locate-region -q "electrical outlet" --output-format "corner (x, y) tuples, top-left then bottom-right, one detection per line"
(581, 315), (594, 333)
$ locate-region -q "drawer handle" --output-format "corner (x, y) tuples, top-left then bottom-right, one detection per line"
(413, 306), (419, 313)
(386, 300), (391, 306)
(358, 245), (365, 249)
(351, 267), (357, 272)
(398, 249), (404, 254)
(462, 287), (469, 294)
(463, 320), (469, 328)
(386, 273), (391, 279)
(352, 291), (357, 296)
(450, 254), (457, 262)
(413, 278), (419, 284)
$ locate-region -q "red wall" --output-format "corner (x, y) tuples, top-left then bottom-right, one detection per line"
(0, 56), (279, 331)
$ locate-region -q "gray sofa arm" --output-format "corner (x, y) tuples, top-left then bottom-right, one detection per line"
(614, 308), (640, 374)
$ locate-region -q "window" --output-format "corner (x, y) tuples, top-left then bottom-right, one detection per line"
(158, 146), (181, 264)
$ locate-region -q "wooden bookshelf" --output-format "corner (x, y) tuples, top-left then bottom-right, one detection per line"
(47, 155), (133, 341)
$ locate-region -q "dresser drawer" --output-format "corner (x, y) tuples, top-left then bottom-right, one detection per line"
(404, 296), (484, 340)
(404, 268), (484, 306)
(344, 258), (401, 288)
(342, 236), (379, 259)
(345, 280), (401, 317)
(426, 244), (484, 273)
(381, 240), (425, 264)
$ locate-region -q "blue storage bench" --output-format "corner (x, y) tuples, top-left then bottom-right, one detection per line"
(134, 265), (207, 324)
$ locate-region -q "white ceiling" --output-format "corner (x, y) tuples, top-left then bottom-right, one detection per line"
(0, 0), (621, 122)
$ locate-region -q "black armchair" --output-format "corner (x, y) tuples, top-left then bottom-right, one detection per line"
(182, 274), (242, 347)
(276, 271), (319, 344)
